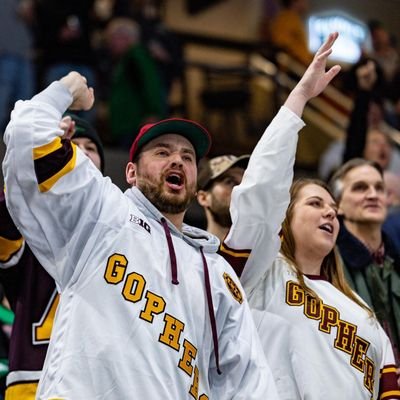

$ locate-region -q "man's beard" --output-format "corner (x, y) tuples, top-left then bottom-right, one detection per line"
(208, 194), (232, 228)
(137, 171), (196, 215)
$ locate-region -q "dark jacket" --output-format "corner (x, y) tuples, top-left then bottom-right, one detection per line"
(337, 218), (400, 362)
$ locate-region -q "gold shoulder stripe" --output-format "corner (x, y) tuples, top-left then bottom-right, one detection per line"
(219, 243), (250, 258)
(5, 382), (38, 398)
(0, 236), (23, 262)
(380, 389), (400, 399)
(223, 272), (243, 304)
(381, 366), (397, 374)
(33, 137), (62, 160)
(38, 144), (77, 193)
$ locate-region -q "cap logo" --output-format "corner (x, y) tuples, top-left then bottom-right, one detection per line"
(223, 272), (243, 304)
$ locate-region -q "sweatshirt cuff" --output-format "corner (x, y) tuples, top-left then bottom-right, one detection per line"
(32, 81), (73, 116)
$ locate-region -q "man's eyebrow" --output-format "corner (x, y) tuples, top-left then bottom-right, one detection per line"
(154, 142), (195, 156)
(181, 147), (195, 156)
(350, 179), (383, 186)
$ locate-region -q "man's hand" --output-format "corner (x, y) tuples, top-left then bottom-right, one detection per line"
(60, 72), (94, 111)
(284, 32), (341, 116)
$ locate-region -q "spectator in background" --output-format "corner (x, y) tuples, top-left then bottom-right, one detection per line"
(384, 171), (400, 215)
(196, 155), (249, 243)
(358, 20), (400, 133)
(0, 114), (104, 400)
(0, 286), (13, 400)
(259, 0), (280, 43)
(343, 60), (400, 169)
(0, 0), (35, 133)
(268, 0), (313, 65)
(105, 17), (166, 147)
(383, 171), (400, 254)
(318, 60), (400, 181)
(137, 2), (184, 109)
(112, 0), (184, 109)
(386, 67), (400, 130)
(368, 20), (399, 84)
(34, 0), (98, 122)
(330, 158), (400, 366)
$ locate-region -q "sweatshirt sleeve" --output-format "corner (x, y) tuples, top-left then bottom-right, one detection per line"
(378, 327), (400, 399)
(220, 106), (305, 295)
(2, 82), (109, 288)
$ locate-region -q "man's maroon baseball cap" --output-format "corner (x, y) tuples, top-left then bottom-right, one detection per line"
(129, 118), (212, 162)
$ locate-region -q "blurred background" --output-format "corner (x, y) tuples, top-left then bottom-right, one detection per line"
(1, 0), (400, 189)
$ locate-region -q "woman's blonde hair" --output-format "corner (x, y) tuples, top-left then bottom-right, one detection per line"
(280, 178), (373, 316)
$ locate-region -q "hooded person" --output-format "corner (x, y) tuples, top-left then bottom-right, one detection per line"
(2, 72), (279, 399)
(0, 114), (104, 400)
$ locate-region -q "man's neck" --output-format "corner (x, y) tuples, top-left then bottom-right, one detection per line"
(207, 220), (229, 243)
(162, 212), (185, 231)
(344, 220), (383, 252)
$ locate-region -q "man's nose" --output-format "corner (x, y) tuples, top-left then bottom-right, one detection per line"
(169, 153), (183, 166)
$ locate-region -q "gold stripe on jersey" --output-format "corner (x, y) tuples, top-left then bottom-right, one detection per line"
(37, 144), (77, 193)
(379, 365), (400, 399)
(0, 236), (23, 263)
(219, 243), (251, 277)
(5, 381), (38, 400)
(381, 366), (397, 374)
(33, 137), (63, 160)
(380, 390), (400, 399)
(219, 243), (250, 258)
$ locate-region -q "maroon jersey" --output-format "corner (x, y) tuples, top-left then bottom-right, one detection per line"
(0, 191), (58, 399)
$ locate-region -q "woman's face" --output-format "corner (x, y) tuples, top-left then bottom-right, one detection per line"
(290, 184), (339, 260)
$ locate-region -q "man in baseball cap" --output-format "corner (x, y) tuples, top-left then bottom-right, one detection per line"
(3, 71), (278, 398)
(129, 118), (211, 163)
(197, 154), (249, 242)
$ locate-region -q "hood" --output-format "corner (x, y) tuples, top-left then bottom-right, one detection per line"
(125, 187), (220, 252)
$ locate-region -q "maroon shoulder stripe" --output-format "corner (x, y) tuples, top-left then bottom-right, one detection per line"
(34, 139), (74, 185)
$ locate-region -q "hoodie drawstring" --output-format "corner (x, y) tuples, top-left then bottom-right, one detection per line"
(160, 218), (221, 374)
(200, 247), (222, 375)
(161, 218), (179, 285)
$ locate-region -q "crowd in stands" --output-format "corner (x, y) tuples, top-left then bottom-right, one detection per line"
(0, 0), (184, 147)
(1, 0), (400, 399)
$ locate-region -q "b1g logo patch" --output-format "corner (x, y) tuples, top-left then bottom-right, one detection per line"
(223, 272), (243, 304)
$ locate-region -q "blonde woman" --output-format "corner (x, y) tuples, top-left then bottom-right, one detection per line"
(221, 33), (400, 399)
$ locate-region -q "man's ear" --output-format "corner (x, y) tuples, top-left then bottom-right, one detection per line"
(197, 190), (210, 207)
(126, 162), (137, 186)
